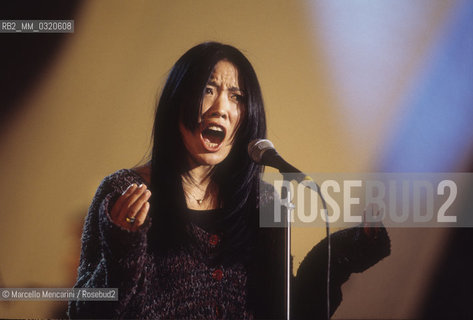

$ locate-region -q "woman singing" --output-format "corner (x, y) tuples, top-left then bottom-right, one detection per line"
(69, 42), (390, 319)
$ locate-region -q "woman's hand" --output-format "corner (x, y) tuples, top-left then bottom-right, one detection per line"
(109, 184), (151, 232)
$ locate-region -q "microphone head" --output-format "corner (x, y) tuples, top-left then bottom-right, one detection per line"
(248, 139), (275, 163)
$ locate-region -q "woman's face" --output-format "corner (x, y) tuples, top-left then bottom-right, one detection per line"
(180, 60), (245, 167)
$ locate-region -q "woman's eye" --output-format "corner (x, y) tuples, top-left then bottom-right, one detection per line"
(205, 87), (213, 95)
(231, 94), (244, 103)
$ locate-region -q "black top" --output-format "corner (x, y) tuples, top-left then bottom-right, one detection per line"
(186, 208), (224, 234)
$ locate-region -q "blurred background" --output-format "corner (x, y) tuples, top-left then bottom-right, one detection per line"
(1, 0), (472, 318)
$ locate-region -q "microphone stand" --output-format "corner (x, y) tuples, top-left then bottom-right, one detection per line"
(279, 174), (331, 320)
(279, 175), (295, 320)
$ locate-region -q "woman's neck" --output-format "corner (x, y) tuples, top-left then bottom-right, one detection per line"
(182, 164), (219, 210)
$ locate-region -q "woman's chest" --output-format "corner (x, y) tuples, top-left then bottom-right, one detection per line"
(127, 246), (250, 319)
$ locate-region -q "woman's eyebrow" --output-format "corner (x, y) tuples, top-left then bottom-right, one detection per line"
(207, 80), (243, 93)
(228, 86), (243, 94)
(207, 80), (218, 87)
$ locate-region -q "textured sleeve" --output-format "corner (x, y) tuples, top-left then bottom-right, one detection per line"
(68, 170), (152, 319)
(292, 225), (391, 319)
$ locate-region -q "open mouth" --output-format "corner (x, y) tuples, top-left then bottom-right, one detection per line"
(200, 124), (226, 151)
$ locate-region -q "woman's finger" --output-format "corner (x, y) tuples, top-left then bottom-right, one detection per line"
(117, 184), (147, 224)
(110, 184), (137, 221)
(127, 189), (151, 221)
(131, 201), (150, 232)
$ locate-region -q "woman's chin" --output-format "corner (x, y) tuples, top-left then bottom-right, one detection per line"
(194, 150), (230, 166)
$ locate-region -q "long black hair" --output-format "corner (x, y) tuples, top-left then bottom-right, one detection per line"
(149, 42), (266, 264)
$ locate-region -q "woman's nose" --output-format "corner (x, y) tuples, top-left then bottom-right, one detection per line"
(209, 110), (227, 119)
(207, 94), (229, 119)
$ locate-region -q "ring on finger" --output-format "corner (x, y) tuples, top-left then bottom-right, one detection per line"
(125, 216), (136, 224)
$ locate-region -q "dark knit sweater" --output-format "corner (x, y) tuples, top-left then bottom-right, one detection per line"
(68, 169), (391, 319)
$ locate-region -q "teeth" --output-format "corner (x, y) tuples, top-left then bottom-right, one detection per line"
(208, 125), (223, 132)
(205, 140), (219, 148)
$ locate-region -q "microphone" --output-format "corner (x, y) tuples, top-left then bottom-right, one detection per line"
(248, 139), (313, 184)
